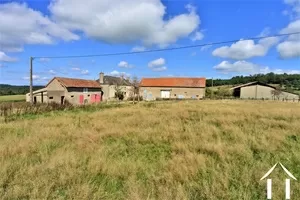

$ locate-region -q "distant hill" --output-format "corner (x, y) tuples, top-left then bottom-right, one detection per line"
(0, 84), (44, 96)
(207, 73), (300, 93)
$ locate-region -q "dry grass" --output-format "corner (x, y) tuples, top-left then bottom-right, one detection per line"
(1, 100), (300, 199)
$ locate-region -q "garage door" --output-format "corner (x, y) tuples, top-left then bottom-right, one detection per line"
(161, 90), (170, 98)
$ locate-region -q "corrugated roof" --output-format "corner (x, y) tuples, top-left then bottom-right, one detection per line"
(47, 77), (101, 88)
(140, 77), (206, 88)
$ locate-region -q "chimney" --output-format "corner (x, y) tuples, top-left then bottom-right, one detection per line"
(99, 72), (104, 84)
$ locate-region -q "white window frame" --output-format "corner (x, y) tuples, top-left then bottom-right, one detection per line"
(83, 88), (88, 93)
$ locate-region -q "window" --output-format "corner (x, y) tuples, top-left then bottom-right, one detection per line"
(83, 88), (88, 93)
(174, 94), (177, 96)
(196, 95), (199, 97)
(71, 95), (74, 98)
(49, 97), (53, 99)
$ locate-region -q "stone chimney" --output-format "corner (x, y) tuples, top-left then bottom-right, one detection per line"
(99, 72), (104, 84)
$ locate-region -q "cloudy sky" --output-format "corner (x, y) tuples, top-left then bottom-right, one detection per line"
(0, 0), (300, 85)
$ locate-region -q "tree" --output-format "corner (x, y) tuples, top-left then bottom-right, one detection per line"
(215, 87), (232, 98)
(205, 88), (214, 98)
(130, 76), (140, 103)
(114, 74), (126, 101)
(271, 88), (282, 100)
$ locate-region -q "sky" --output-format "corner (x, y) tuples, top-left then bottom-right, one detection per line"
(0, 0), (300, 85)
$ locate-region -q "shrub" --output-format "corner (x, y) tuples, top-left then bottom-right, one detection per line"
(127, 96), (143, 101)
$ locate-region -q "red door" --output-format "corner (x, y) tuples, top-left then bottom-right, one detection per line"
(90, 94), (96, 103)
(95, 94), (101, 103)
(79, 95), (84, 104)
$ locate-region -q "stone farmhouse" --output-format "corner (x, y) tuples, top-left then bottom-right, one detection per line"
(140, 77), (206, 100)
(26, 73), (133, 105)
(97, 72), (132, 101)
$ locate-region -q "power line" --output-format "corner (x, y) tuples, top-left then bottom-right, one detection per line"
(33, 32), (300, 59)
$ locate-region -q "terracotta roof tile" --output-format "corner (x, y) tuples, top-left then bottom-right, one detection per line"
(140, 77), (206, 88)
(48, 77), (101, 88)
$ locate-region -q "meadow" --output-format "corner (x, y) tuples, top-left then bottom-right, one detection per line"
(0, 95), (25, 102)
(1, 100), (300, 199)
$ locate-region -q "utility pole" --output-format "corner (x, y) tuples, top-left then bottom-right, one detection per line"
(30, 57), (34, 104)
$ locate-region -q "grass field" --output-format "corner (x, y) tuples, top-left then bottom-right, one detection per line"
(0, 95), (25, 102)
(1, 100), (300, 199)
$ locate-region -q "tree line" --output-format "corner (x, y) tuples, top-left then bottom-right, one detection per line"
(207, 73), (300, 91)
(0, 84), (44, 96)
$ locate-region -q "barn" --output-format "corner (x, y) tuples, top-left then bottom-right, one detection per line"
(140, 77), (206, 100)
(231, 81), (299, 100)
(27, 77), (103, 105)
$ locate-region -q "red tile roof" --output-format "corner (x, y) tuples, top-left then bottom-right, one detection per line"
(140, 77), (206, 88)
(47, 77), (101, 88)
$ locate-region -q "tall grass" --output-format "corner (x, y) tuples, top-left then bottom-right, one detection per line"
(0, 100), (300, 199)
(0, 101), (128, 122)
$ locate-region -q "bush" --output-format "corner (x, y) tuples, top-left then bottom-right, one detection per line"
(127, 96), (143, 101)
(205, 87), (233, 99)
(115, 92), (124, 100)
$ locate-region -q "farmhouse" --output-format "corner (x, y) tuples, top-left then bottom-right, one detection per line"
(97, 72), (132, 101)
(140, 77), (206, 100)
(26, 73), (133, 104)
(231, 81), (299, 100)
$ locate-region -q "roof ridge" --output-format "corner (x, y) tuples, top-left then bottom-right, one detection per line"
(56, 76), (97, 81)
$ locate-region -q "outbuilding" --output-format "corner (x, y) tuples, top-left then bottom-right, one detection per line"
(140, 77), (206, 100)
(231, 81), (299, 100)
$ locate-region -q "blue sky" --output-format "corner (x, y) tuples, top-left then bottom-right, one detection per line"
(0, 0), (300, 85)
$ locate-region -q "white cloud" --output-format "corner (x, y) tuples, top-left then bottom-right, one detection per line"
(0, 2), (79, 53)
(49, 1), (200, 47)
(191, 31), (204, 41)
(49, 69), (56, 75)
(152, 66), (167, 71)
(277, 19), (300, 58)
(0, 51), (17, 62)
(212, 37), (279, 60)
(260, 66), (300, 74)
(71, 67), (81, 71)
(280, 19), (300, 34)
(258, 27), (271, 37)
(213, 61), (263, 74)
(284, 0), (300, 17)
(81, 70), (89, 75)
(118, 61), (134, 68)
(131, 46), (146, 52)
(110, 70), (130, 77)
(71, 67), (89, 74)
(23, 74), (40, 80)
(214, 60), (300, 75)
(148, 58), (166, 67)
(277, 41), (300, 58)
(148, 58), (167, 71)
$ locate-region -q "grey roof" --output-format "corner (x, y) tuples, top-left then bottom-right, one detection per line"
(97, 76), (131, 86)
(230, 81), (277, 90)
(26, 88), (47, 95)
